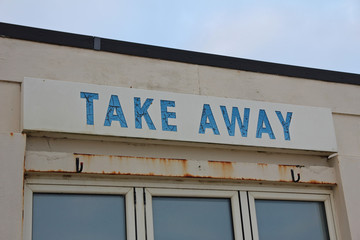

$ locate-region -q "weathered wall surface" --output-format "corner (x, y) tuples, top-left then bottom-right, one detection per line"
(1, 37), (360, 239)
(1, 38), (360, 116)
(0, 133), (26, 240)
(0, 81), (21, 133)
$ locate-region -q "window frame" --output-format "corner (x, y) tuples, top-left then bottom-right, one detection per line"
(23, 177), (339, 240)
(23, 183), (136, 240)
(144, 188), (243, 240)
(248, 191), (337, 240)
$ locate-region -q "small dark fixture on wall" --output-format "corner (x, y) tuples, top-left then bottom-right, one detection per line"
(291, 169), (300, 182)
(76, 158), (83, 173)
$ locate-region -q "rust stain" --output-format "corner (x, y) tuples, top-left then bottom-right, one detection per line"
(26, 169), (68, 173)
(278, 164), (305, 181)
(74, 153), (186, 162)
(257, 163), (268, 168)
(158, 158), (189, 174)
(10, 132), (14, 136)
(24, 169), (336, 185)
(308, 180), (336, 185)
(279, 179), (288, 182)
(208, 160), (234, 178)
(31, 154), (336, 186)
(181, 159), (188, 172)
(278, 164), (295, 179)
(183, 173), (195, 178)
(74, 153), (189, 176)
(278, 164), (304, 168)
(158, 158), (171, 170)
(208, 160), (233, 164)
(108, 155), (113, 164)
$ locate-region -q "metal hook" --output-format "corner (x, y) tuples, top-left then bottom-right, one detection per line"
(76, 157), (83, 173)
(291, 169), (300, 182)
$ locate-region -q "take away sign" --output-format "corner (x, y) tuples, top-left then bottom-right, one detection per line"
(22, 78), (337, 153)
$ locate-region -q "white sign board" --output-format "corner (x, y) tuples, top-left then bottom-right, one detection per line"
(22, 78), (337, 153)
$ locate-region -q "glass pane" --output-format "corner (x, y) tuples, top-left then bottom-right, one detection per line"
(255, 200), (329, 240)
(152, 197), (234, 240)
(32, 193), (126, 240)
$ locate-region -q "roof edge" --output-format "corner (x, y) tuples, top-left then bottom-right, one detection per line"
(1, 22), (359, 85)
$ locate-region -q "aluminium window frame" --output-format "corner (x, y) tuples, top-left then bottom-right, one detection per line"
(23, 177), (339, 240)
(144, 188), (243, 240)
(248, 191), (337, 240)
(23, 183), (136, 240)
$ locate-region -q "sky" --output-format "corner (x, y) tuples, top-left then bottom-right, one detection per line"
(1, 0), (360, 74)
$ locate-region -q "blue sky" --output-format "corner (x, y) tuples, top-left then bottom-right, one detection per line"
(1, 0), (359, 74)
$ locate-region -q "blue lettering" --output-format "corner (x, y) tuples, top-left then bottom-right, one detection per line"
(161, 100), (177, 132)
(80, 92), (99, 125)
(221, 106), (250, 137)
(134, 97), (156, 130)
(276, 111), (293, 140)
(104, 95), (128, 127)
(199, 104), (220, 135)
(256, 109), (275, 139)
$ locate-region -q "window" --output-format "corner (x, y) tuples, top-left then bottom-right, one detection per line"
(248, 192), (337, 240)
(255, 200), (328, 239)
(23, 184), (136, 240)
(24, 181), (338, 240)
(144, 188), (242, 240)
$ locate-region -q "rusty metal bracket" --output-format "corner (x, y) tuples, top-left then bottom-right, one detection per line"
(291, 169), (300, 182)
(76, 157), (83, 173)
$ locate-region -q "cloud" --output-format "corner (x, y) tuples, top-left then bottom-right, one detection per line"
(1, 0), (359, 73)
(182, 1), (360, 73)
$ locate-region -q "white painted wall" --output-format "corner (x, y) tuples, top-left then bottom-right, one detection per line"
(0, 133), (26, 240)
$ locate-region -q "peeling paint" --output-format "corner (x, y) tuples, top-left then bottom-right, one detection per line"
(26, 168), (336, 186)
(24, 152), (337, 185)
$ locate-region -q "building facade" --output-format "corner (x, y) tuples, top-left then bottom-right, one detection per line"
(1, 22), (360, 240)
